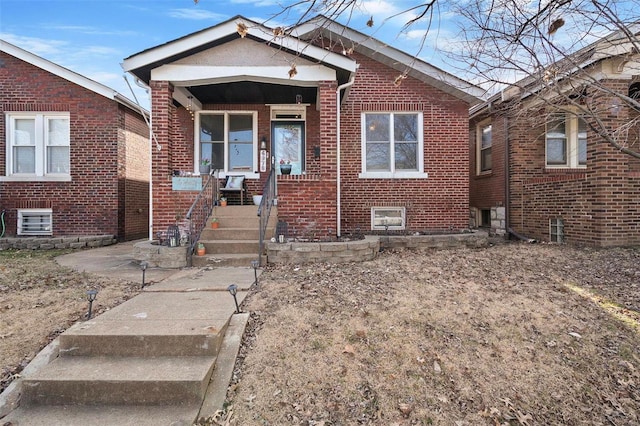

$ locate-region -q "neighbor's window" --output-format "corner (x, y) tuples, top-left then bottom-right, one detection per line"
(550, 218), (564, 243)
(361, 112), (425, 178)
(546, 113), (587, 168)
(18, 208), (53, 236)
(6, 113), (70, 177)
(371, 207), (406, 230)
(477, 121), (492, 173)
(198, 112), (257, 174)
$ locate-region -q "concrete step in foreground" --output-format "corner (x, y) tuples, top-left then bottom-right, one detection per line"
(21, 355), (215, 406)
(192, 252), (260, 268)
(3, 404), (201, 426)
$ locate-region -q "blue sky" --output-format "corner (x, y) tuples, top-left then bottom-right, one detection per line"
(1, 0), (455, 109)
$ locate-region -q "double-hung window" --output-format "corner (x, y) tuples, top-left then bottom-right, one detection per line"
(360, 112), (426, 178)
(546, 113), (587, 168)
(198, 112), (257, 175)
(477, 121), (492, 174)
(5, 113), (70, 178)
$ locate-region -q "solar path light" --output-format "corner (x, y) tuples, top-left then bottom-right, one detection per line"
(86, 289), (98, 320)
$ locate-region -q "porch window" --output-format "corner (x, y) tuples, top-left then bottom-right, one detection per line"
(360, 112), (426, 178)
(198, 112), (257, 174)
(5, 113), (70, 178)
(546, 113), (587, 168)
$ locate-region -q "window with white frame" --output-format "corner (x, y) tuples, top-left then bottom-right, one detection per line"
(546, 114), (587, 168)
(361, 112), (425, 178)
(371, 207), (406, 230)
(18, 209), (53, 236)
(477, 121), (492, 173)
(6, 113), (70, 177)
(198, 112), (257, 174)
(550, 218), (564, 243)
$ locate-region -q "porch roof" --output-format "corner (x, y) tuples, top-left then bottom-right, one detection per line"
(122, 15), (357, 92)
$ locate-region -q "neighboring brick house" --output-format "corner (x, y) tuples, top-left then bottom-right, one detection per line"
(0, 40), (150, 241)
(469, 28), (640, 246)
(122, 16), (482, 240)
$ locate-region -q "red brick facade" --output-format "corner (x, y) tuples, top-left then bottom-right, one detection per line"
(0, 51), (149, 240)
(470, 79), (640, 246)
(148, 52), (472, 239)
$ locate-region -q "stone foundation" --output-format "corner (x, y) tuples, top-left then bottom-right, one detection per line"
(0, 235), (116, 250)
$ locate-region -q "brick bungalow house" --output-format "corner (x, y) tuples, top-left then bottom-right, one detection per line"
(469, 27), (640, 246)
(122, 16), (483, 242)
(1, 40), (150, 241)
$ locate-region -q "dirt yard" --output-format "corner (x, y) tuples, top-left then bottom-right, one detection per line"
(2, 243), (640, 425)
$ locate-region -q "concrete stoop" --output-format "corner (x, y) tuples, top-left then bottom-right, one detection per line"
(1, 267), (255, 425)
(192, 205), (276, 268)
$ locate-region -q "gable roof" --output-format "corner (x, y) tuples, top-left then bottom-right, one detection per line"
(122, 15), (358, 86)
(470, 22), (640, 117)
(1, 39), (145, 114)
(292, 16), (485, 105)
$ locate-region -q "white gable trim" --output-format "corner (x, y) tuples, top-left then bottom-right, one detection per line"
(152, 64), (337, 87)
(122, 17), (357, 75)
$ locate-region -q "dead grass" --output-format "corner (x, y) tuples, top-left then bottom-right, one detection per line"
(0, 249), (138, 392)
(223, 243), (640, 425)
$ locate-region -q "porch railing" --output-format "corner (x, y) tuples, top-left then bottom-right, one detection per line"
(186, 170), (219, 266)
(257, 167), (276, 266)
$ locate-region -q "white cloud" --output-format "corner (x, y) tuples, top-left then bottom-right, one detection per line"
(167, 8), (227, 21)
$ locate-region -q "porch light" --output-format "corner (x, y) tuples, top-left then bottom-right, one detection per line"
(86, 289), (98, 320)
(260, 137), (267, 150)
(296, 94), (302, 104)
(140, 261), (148, 289)
(227, 284), (240, 313)
(251, 260), (259, 286)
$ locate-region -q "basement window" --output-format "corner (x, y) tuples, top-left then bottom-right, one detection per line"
(479, 209), (491, 227)
(371, 207), (405, 230)
(550, 218), (564, 243)
(18, 208), (53, 236)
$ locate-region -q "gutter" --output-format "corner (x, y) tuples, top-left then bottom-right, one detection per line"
(336, 75), (356, 238)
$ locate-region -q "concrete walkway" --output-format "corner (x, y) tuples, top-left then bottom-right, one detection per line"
(1, 240), (257, 425)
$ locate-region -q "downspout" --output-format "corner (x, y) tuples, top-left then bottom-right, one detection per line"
(504, 115), (510, 239)
(336, 75), (356, 238)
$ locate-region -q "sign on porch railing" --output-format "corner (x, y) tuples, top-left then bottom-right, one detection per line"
(172, 176), (203, 191)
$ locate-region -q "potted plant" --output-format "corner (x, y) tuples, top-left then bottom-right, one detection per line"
(211, 217), (219, 229)
(196, 242), (206, 256)
(199, 158), (211, 175)
(219, 197), (227, 207)
(279, 159), (292, 175)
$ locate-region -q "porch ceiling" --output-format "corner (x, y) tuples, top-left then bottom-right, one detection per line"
(187, 81), (318, 104)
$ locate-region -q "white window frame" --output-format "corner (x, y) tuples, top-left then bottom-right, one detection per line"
(195, 111), (259, 179)
(371, 207), (406, 230)
(545, 113), (587, 169)
(550, 217), (564, 243)
(476, 120), (492, 174)
(17, 208), (53, 236)
(4, 112), (71, 182)
(359, 112), (427, 179)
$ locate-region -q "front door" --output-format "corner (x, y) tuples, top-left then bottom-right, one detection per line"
(272, 122), (305, 175)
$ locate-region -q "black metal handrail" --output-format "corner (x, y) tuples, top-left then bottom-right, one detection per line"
(257, 167), (276, 266)
(186, 170), (219, 266)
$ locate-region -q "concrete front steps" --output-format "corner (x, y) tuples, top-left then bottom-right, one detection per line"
(192, 204), (277, 267)
(2, 270), (252, 425)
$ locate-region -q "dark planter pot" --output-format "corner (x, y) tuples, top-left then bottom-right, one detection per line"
(280, 164), (292, 175)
